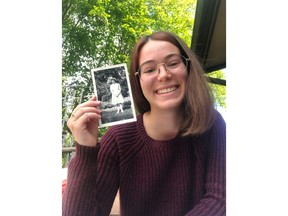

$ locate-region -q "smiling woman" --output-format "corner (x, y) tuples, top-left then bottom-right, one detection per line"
(136, 40), (188, 117)
(130, 31), (216, 136)
(63, 31), (226, 216)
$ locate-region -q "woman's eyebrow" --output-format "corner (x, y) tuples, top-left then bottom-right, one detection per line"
(139, 53), (180, 66)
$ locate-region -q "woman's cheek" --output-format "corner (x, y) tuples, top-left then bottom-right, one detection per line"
(140, 82), (152, 99)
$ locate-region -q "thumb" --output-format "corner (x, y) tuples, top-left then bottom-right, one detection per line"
(89, 95), (97, 101)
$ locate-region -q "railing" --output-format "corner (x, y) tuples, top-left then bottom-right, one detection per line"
(62, 84), (92, 167)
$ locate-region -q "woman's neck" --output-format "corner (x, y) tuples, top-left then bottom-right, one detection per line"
(143, 108), (183, 141)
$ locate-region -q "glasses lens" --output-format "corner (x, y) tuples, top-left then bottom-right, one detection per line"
(139, 55), (188, 82)
(139, 64), (157, 82)
(166, 55), (187, 74)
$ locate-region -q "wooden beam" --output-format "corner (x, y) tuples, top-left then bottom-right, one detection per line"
(206, 76), (226, 86)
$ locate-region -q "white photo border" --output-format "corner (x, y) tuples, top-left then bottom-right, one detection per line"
(91, 63), (137, 128)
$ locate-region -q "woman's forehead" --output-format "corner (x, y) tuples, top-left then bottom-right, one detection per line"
(139, 53), (182, 66)
(139, 40), (180, 64)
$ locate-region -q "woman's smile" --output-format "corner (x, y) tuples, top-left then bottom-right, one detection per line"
(155, 85), (179, 94)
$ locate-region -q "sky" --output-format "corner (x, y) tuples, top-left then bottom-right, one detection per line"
(216, 105), (226, 120)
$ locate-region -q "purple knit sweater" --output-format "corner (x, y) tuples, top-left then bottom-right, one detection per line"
(62, 111), (226, 216)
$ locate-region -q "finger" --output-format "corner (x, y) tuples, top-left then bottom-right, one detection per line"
(67, 112), (101, 136)
(89, 95), (97, 101)
(72, 106), (101, 120)
(75, 112), (101, 124)
(71, 112), (101, 130)
(78, 99), (101, 109)
(72, 100), (101, 117)
(80, 112), (101, 123)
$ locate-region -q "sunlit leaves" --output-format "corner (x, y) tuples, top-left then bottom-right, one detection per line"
(62, 0), (197, 84)
(208, 70), (226, 108)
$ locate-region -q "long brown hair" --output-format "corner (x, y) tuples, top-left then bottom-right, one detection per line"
(129, 31), (215, 136)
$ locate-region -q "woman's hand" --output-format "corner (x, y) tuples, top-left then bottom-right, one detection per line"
(67, 96), (101, 147)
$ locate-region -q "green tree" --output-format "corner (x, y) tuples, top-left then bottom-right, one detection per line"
(62, 0), (197, 83)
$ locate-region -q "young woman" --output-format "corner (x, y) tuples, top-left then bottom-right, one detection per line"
(63, 31), (226, 216)
(108, 77), (124, 114)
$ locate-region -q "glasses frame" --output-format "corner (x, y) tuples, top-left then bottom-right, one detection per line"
(135, 54), (190, 82)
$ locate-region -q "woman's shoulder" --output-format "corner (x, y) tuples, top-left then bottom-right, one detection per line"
(214, 109), (226, 128)
(196, 109), (226, 140)
(204, 109), (226, 140)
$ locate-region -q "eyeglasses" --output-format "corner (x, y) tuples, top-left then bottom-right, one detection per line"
(135, 54), (190, 82)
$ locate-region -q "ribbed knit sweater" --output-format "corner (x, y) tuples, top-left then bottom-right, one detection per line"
(62, 111), (226, 216)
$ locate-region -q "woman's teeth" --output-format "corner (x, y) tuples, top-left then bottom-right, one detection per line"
(157, 86), (177, 94)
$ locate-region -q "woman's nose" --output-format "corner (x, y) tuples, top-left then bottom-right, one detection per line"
(157, 64), (172, 81)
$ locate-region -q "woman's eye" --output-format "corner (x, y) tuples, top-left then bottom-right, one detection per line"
(143, 68), (156, 74)
(168, 61), (180, 68)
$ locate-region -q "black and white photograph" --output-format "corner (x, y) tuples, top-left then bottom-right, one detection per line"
(91, 63), (137, 128)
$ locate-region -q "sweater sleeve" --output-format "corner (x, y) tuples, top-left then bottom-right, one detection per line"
(62, 130), (120, 216)
(186, 111), (226, 216)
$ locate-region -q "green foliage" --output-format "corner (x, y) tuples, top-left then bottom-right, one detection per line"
(98, 127), (108, 140)
(208, 70), (226, 108)
(62, 0), (197, 83)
